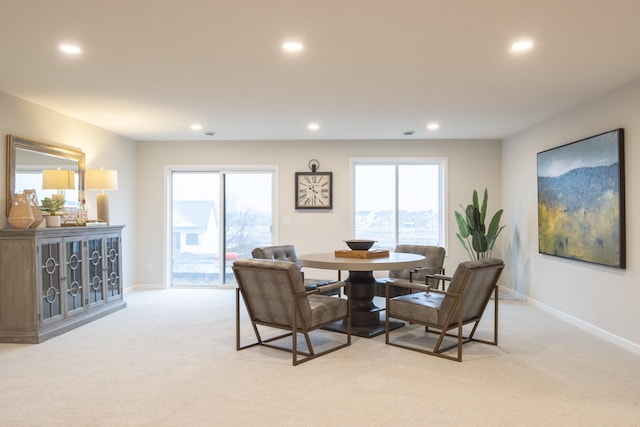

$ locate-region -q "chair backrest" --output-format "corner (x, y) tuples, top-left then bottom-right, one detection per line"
(439, 258), (504, 325)
(252, 245), (301, 266)
(233, 258), (312, 327)
(389, 245), (446, 280)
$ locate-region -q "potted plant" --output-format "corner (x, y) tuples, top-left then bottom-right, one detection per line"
(40, 197), (65, 227)
(455, 188), (505, 260)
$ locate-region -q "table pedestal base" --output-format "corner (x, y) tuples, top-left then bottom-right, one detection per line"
(325, 270), (403, 338)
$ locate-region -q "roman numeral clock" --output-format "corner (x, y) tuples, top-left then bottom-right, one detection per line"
(295, 159), (333, 209)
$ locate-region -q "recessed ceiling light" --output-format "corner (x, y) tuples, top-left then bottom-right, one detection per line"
(511, 39), (534, 52)
(283, 41), (303, 52)
(190, 124), (203, 131)
(308, 123), (320, 131)
(59, 44), (82, 55)
(427, 123), (439, 131)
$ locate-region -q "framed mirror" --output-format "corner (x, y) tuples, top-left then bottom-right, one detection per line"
(6, 135), (85, 216)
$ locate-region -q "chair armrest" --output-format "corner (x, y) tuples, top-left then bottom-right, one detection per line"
(425, 273), (452, 282)
(422, 270), (448, 290)
(305, 281), (348, 295)
(385, 280), (460, 295)
(385, 280), (431, 293)
(408, 267), (444, 282)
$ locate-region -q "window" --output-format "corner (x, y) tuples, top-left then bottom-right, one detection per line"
(352, 158), (446, 250)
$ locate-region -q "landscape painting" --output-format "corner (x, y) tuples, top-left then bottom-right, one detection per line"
(537, 129), (625, 268)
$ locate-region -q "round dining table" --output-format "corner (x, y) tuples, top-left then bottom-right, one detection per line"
(299, 251), (426, 337)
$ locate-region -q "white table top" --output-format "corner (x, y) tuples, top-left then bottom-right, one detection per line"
(298, 251), (426, 271)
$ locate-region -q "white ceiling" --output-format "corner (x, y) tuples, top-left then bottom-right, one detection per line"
(2, 0), (640, 141)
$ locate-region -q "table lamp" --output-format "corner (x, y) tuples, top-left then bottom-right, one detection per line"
(86, 169), (118, 224)
(42, 169), (76, 203)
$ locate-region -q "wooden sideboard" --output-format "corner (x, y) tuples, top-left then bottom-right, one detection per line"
(0, 225), (126, 343)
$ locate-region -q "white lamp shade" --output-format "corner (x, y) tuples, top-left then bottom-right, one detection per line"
(42, 169), (75, 190)
(86, 169), (118, 191)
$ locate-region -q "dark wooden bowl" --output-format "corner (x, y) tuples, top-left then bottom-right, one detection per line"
(344, 239), (376, 250)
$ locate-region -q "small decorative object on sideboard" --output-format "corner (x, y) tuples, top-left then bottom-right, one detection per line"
(40, 197), (65, 228)
(23, 189), (43, 228)
(77, 198), (88, 225)
(44, 215), (61, 228)
(344, 239), (376, 251)
(7, 193), (34, 229)
(61, 208), (80, 226)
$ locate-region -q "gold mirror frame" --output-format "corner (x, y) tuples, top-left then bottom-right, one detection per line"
(6, 135), (85, 216)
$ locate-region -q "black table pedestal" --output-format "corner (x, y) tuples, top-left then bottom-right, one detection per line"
(324, 270), (403, 338)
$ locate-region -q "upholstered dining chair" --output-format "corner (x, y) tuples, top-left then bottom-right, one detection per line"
(233, 258), (351, 366)
(374, 245), (446, 298)
(252, 245), (340, 296)
(384, 258), (504, 362)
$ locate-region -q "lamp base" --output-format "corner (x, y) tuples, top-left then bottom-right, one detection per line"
(96, 193), (110, 224)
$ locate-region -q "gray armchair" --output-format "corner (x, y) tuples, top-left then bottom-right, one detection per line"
(374, 245), (446, 297)
(252, 245), (340, 296)
(233, 258), (351, 365)
(385, 258), (504, 362)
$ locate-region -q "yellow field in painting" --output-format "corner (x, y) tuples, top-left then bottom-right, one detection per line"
(538, 191), (620, 266)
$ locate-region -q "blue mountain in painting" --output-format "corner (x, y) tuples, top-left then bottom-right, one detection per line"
(538, 163), (619, 213)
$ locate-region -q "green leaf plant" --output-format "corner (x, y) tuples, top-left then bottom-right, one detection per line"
(40, 197), (65, 216)
(455, 188), (505, 260)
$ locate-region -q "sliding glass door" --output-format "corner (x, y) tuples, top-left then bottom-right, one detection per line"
(170, 169), (274, 286)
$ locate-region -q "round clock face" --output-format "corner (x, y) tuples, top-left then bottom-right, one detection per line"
(297, 173), (331, 208)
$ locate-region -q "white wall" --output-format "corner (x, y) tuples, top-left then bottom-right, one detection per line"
(135, 138), (502, 285)
(0, 90), (137, 289)
(502, 77), (640, 353)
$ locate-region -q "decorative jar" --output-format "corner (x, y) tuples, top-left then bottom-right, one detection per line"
(8, 193), (35, 229)
(23, 189), (43, 228)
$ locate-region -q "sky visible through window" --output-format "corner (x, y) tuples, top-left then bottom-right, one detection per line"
(355, 164), (439, 212)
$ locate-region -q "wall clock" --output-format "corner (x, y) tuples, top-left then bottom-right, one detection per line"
(295, 168), (333, 209)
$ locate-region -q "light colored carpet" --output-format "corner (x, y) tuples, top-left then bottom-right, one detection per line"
(1, 288), (639, 427)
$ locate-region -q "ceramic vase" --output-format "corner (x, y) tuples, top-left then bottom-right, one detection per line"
(23, 189), (43, 228)
(8, 193), (35, 229)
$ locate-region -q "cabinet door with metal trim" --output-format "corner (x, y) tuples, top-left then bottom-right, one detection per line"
(63, 236), (86, 317)
(37, 237), (64, 326)
(87, 235), (106, 308)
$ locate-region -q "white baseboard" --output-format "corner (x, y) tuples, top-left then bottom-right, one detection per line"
(501, 286), (640, 356)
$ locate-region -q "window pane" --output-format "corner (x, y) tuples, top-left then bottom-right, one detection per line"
(225, 173), (273, 283)
(171, 172), (219, 285)
(354, 165), (396, 249)
(398, 165), (440, 245)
